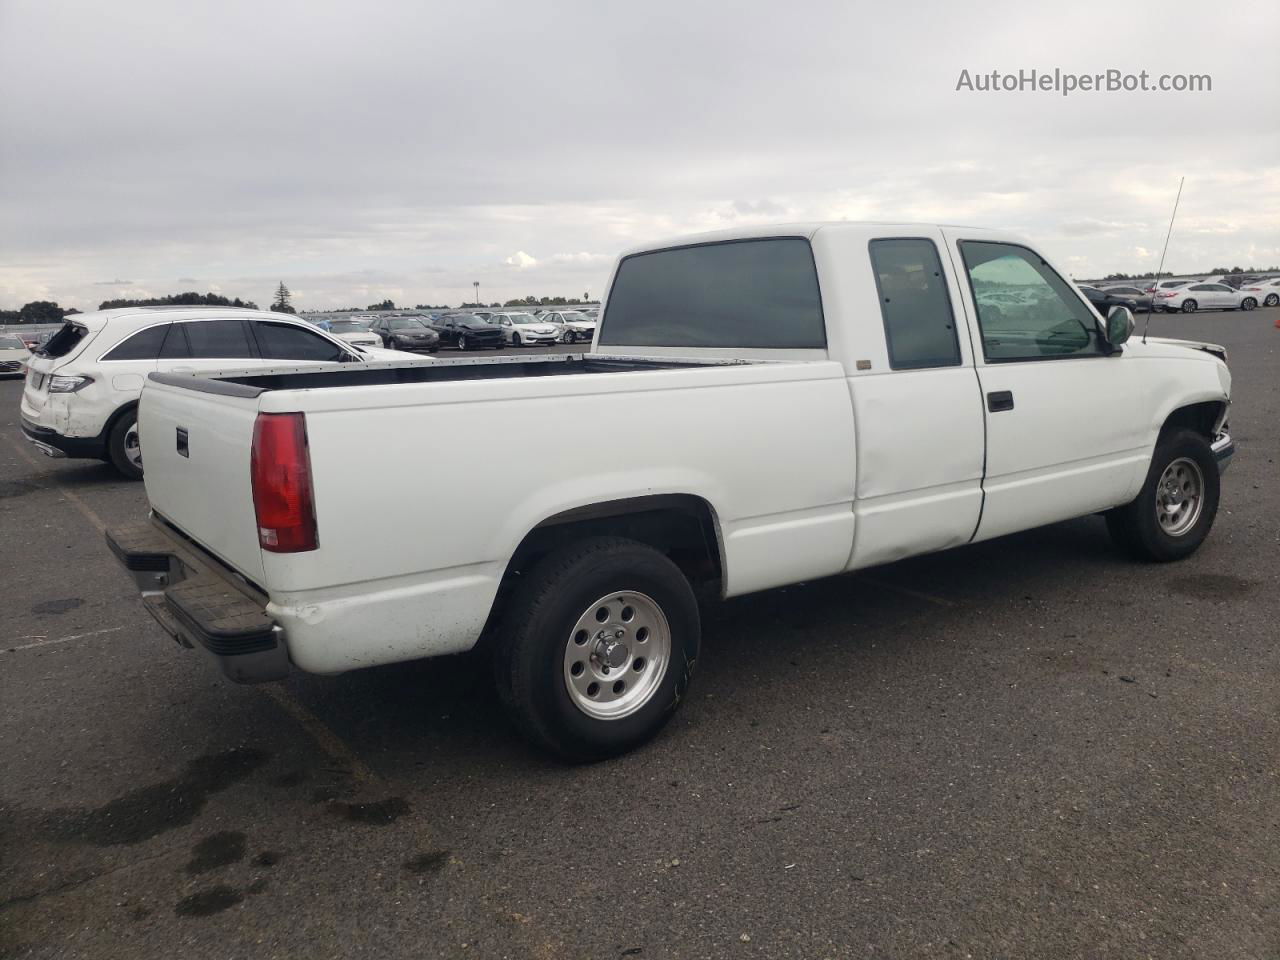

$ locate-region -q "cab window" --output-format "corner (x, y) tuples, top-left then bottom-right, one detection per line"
(600, 237), (825, 348)
(868, 238), (961, 369)
(959, 241), (1103, 362)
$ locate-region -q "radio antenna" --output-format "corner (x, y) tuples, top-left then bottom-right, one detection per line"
(1143, 176), (1184, 344)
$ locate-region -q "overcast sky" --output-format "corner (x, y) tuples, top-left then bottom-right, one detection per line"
(1, 0), (1276, 311)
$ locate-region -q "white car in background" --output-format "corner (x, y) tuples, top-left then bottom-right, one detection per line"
(0, 333), (31, 376)
(21, 307), (415, 480)
(541, 310), (597, 343)
(1238, 277), (1280, 308)
(492, 311), (563, 346)
(320, 317), (382, 349)
(1155, 282), (1256, 314)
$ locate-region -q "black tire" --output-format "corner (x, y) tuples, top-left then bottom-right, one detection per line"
(1106, 429), (1219, 562)
(1241, 297), (1257, 311)
(106, 408), (144, 481)
(458, 335), (468, 351)
(512, 333), (522, 347)
(492, 537), (700, 762)
(1181, 299), (1198, 314)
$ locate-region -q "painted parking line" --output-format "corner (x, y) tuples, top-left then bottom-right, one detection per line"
(2, 625), (127, 654)
(4, 431), (108, 533)
(857, 575), (957, 608)
(2, 427), (381, 785)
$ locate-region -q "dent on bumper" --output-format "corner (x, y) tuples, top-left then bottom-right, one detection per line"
(1211, 432), (1234, 473)
(21, 418), (108, 459)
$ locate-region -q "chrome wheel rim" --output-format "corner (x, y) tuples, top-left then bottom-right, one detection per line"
(1155, 457), (1204, 537)
(124, 420), (143, 470)
(562, 590), (671, 720)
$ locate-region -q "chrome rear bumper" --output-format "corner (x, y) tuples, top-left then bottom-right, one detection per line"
(1211, 432), (1234, 474)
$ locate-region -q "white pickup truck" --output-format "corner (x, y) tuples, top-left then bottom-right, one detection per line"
(107, 222), (1234, 760)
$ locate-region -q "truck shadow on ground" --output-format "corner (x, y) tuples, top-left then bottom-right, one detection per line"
(281, 513), (1171, 776)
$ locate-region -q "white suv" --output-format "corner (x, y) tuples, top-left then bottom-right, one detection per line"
(21, 307), (411, 479)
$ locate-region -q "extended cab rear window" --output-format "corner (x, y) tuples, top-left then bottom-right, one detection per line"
(599, 238), (825, 349)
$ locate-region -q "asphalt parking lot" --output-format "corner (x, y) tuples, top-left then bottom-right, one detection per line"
(2, 320), (1278, 960)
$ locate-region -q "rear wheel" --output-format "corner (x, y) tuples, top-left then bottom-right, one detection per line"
(1106, 429), (1219, 562)
(1181, 299), (1198, 314)
(1241, 297), (1257, 311)
(107, 409), (144, 480)
(492, 537), (700, 762)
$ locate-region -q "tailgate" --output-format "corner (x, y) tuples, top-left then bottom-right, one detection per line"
(139, 378), (266, 585)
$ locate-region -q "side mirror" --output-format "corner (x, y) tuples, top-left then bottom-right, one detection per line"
(1105, 305), (1135, 347)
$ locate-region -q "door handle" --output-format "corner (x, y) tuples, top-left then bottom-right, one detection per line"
(987, 390), (1014, 412)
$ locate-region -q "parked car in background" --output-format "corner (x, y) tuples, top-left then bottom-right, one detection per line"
(1078, 285), (1138, 315)
(0, 334), (31, 375)
(1156, 282), (1256, 313)
(368, 316), (440, 353)
(431, 313), (505, 350)
(1239, 278), (1280, 307)
(1098, 285), (1153, 310)
(491, 311), (563, 346)
(20, 307), (416, 479)
(318, 318), (382, 349)
(542, 310), (597, 343)
(1144, 279), (1193, 297)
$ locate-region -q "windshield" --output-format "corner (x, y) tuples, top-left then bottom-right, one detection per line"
(508, 313), (540, 324)
(389, 319), (427, 330)
(329, 320), (370, 332)
(0, 336), (26, 349)
(560, 311), (592, 323)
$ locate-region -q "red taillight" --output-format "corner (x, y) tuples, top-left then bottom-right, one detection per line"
(250, 412), (318, 553)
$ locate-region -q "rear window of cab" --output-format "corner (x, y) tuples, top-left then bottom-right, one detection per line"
(599, 237), (825, 349)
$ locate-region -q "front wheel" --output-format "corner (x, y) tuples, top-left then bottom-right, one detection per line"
(1265, 294), (1279, 307)
(1181, 299), (1198, 314)
(1241, 297), (1257, 311)
(512, 333), (522, 347)
(458, 335), (468, 351)
(492, 537), (700, 762)
(1106, 429), (1219, 562)
(107, 409), (144, 480)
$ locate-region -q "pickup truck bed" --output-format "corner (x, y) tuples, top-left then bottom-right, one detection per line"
(153, 353), (742, 396)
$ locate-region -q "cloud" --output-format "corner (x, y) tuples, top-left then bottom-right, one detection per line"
(93, 279), (134, 285)
(548, 252), (610, 266)
(0, 0), (1276, 308)
(504, 251), (538, 270)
